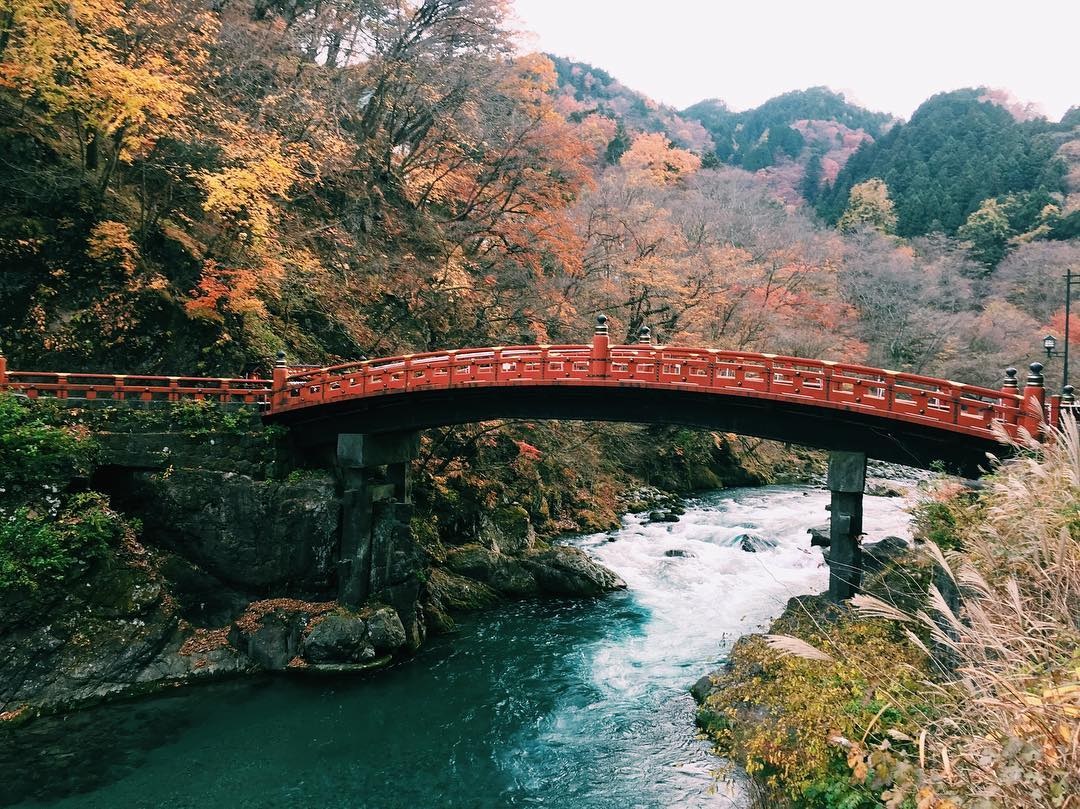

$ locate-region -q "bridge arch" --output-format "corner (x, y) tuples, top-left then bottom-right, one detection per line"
(266, 321), (1038, 478)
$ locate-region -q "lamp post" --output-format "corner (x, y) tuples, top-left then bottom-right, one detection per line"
(1041, 269), (1080, 392)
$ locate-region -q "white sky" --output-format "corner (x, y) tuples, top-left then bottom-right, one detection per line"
(512, 0), (1079, 121)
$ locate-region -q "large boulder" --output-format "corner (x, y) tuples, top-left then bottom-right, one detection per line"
(128, 469), (339, 589)
(302, 613), (374, 664)
(862, 536), (910, 574)
(444, 544), (502, 581)
(366, 606), (407, 654)
(522, 546), (627, 596)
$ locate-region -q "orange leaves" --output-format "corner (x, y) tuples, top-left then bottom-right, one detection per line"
(185, 260), (272, 321)
(514, 440), (542, 460)
(619, 133), (701, 186)
(85, 221), (139, 277)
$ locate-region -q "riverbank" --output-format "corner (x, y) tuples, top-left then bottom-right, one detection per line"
(693, 431), (1080, 809)
(0, 395), (824, 721)
(1, 483), (917, 808)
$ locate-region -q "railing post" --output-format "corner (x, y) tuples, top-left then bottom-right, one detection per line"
(637, 325), (651, 345)
(591, 315), (610, 379)
(0, 347), (7, 387)
(1020, 362), (1046, 437)
(1061, 385), (1076, 429)
(272, 350), (288, 410)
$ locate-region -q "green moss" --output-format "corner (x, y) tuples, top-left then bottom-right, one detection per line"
(699, 597), (935, 808)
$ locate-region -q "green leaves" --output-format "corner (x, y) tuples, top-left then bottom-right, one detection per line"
(0, 395), (123, 601)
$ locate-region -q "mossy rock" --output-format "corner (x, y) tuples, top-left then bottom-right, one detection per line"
(426, 568), (501, 612)
(491, 504), (530, 536)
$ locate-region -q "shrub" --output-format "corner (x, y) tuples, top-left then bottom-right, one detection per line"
(0, 394), (125, 602)
(0, 493), (122, 593)
(701, 609), (932, 809)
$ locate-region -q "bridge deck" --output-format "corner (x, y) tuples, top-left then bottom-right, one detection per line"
(0, 341), (1037, 463)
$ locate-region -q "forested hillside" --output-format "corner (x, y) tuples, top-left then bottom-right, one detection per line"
(816, 89), (1075, 239)
(0, 0), (1077, 390)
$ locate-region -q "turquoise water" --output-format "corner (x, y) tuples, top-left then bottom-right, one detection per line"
(1, 485), (913, 808)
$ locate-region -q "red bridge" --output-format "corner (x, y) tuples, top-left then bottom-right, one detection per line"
(0, 319), (1056, 476)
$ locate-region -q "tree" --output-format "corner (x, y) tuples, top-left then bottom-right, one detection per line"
(957, 198), (1011, 268)
(604, 121), (631, 165)
(837, 178), (897, 234)
(800, 154), (823, 204)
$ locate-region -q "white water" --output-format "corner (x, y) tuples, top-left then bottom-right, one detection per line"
(4, 481), (921, 809)
(546, 482), (920, 806)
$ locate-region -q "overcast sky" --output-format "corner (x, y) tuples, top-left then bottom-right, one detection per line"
(512, 0), (1079, 121)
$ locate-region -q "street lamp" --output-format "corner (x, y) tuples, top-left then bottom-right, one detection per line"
(1038, 269), (1080, 392)
(1044, 334), (1058, 358)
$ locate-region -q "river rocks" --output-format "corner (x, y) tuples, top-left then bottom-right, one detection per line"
(366, 607), (407, 653)
(442, 544), (537, 597)
(521, 546), (627, 596)
(866, 481), (907, 497)
(735, 533), (777, 553)
(484, 505), (538, 554)
(807, 524), (830, 547)
(862, 535), (910, 574)
(444, 544), (502, 580)
(426, 568), (501, 611)
(648, 510), (681, 523)
(437, 542), (625, 603)
(302, 614), (374, 664)
(690, 674), (717, 703)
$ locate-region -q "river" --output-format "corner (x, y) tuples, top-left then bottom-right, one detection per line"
(1, 483), (916, 809)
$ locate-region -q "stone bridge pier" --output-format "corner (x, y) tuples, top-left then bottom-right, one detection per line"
(335, 431), (425, 647)
(826, 450), (866, 602)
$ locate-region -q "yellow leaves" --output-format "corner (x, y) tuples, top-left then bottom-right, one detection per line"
(619, 133), (701, 185)
(86, 220), (138, 276)
(198, 145), (301, 241)
(838, 178), (897, 234)
(1, 0), (214, 161)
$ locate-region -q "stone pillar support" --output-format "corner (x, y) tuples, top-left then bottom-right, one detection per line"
(335, 432), (419, 607)
(826, 450), (866, 603)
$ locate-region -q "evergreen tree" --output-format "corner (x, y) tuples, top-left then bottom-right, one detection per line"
(605, 122), (632, 165)
(800, 154), (823, 203)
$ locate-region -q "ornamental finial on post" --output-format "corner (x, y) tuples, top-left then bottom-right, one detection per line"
(1001, 367), (1018, 391)
(591, 315), (610, 377)
(272, 349), (288, 392)
(1020, 361), (1047, 436)
(1027, 361), (1044, 387)
(1063, 384), (1076, 408)
(638, 325), (651, 345)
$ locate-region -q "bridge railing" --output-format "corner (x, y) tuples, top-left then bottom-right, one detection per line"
(269, 342), (1025, 440)
(1, 370), (272, 405)
(0, 340), (1031, 439)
